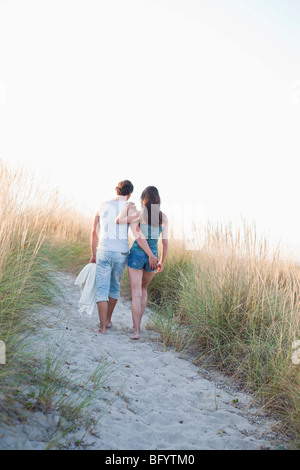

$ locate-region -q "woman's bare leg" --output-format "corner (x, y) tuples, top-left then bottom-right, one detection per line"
(128, 268), (143, 339)
(141, 270), (156, 316)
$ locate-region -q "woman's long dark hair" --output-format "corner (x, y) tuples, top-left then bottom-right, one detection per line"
(141, 186), (162, 226)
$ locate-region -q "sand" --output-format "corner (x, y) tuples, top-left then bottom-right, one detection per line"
(0, 272), (287, 450)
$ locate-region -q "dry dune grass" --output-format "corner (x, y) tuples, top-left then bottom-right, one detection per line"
(0, 160), (91, 313)
(0, 160), (92, 425)
(147, 223), (300, 445)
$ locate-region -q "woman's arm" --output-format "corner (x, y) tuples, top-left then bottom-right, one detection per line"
(157, 214), (169, 273)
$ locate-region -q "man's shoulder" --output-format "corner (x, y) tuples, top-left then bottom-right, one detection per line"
(95, 201), (107, 217)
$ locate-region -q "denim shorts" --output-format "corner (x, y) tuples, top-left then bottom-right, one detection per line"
(96, 250), (128, 302)
(127, 250), (158, 273)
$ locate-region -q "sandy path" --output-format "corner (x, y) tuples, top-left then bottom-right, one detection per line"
(0, 272), (286, 450)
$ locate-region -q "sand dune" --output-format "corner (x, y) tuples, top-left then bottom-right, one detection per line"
(0, 272), (287, 450)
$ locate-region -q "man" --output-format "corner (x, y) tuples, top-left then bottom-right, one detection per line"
(90, 180), (158, 334)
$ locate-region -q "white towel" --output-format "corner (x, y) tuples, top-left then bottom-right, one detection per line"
(74, 263), (97, 316)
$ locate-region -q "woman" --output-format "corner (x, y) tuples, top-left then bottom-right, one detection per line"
(116, 186), (168, 340)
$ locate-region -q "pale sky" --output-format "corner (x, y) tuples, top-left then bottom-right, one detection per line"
(0, 0), (300, 256)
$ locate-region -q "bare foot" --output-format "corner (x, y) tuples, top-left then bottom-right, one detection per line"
(130, 333), (140, 340)
(106, 322), (112, 328)
(93, 328), (106, 335)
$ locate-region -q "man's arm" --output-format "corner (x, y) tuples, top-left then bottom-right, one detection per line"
(90, 202), (104, 263)
(90, 214), (99, 263)
(115, 202), (140, 225)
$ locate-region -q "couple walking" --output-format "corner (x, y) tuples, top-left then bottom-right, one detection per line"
(90, 180), (168, 340)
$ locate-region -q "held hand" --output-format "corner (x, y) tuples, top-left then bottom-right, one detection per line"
(149, 254), (158, 271)
(156, 261), (164, 273)
(90, 256), (96, 263)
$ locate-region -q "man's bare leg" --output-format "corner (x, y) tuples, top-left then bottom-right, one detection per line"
(96, 301), (108, 334)
(106, 297), (118, 327)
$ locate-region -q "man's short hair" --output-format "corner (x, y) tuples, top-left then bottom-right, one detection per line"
(115, 180), (134, 196)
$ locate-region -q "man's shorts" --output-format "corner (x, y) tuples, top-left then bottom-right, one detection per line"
(96, 250), (128, 302)
(127, 250), (158, 273)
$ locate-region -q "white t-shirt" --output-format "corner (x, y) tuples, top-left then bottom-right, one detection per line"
(96, 199), (129, 253)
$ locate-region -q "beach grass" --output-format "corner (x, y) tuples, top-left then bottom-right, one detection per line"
(0, 160), (96, 439)
(144, 223), (300, 446)
(30, 342), (111, 449)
